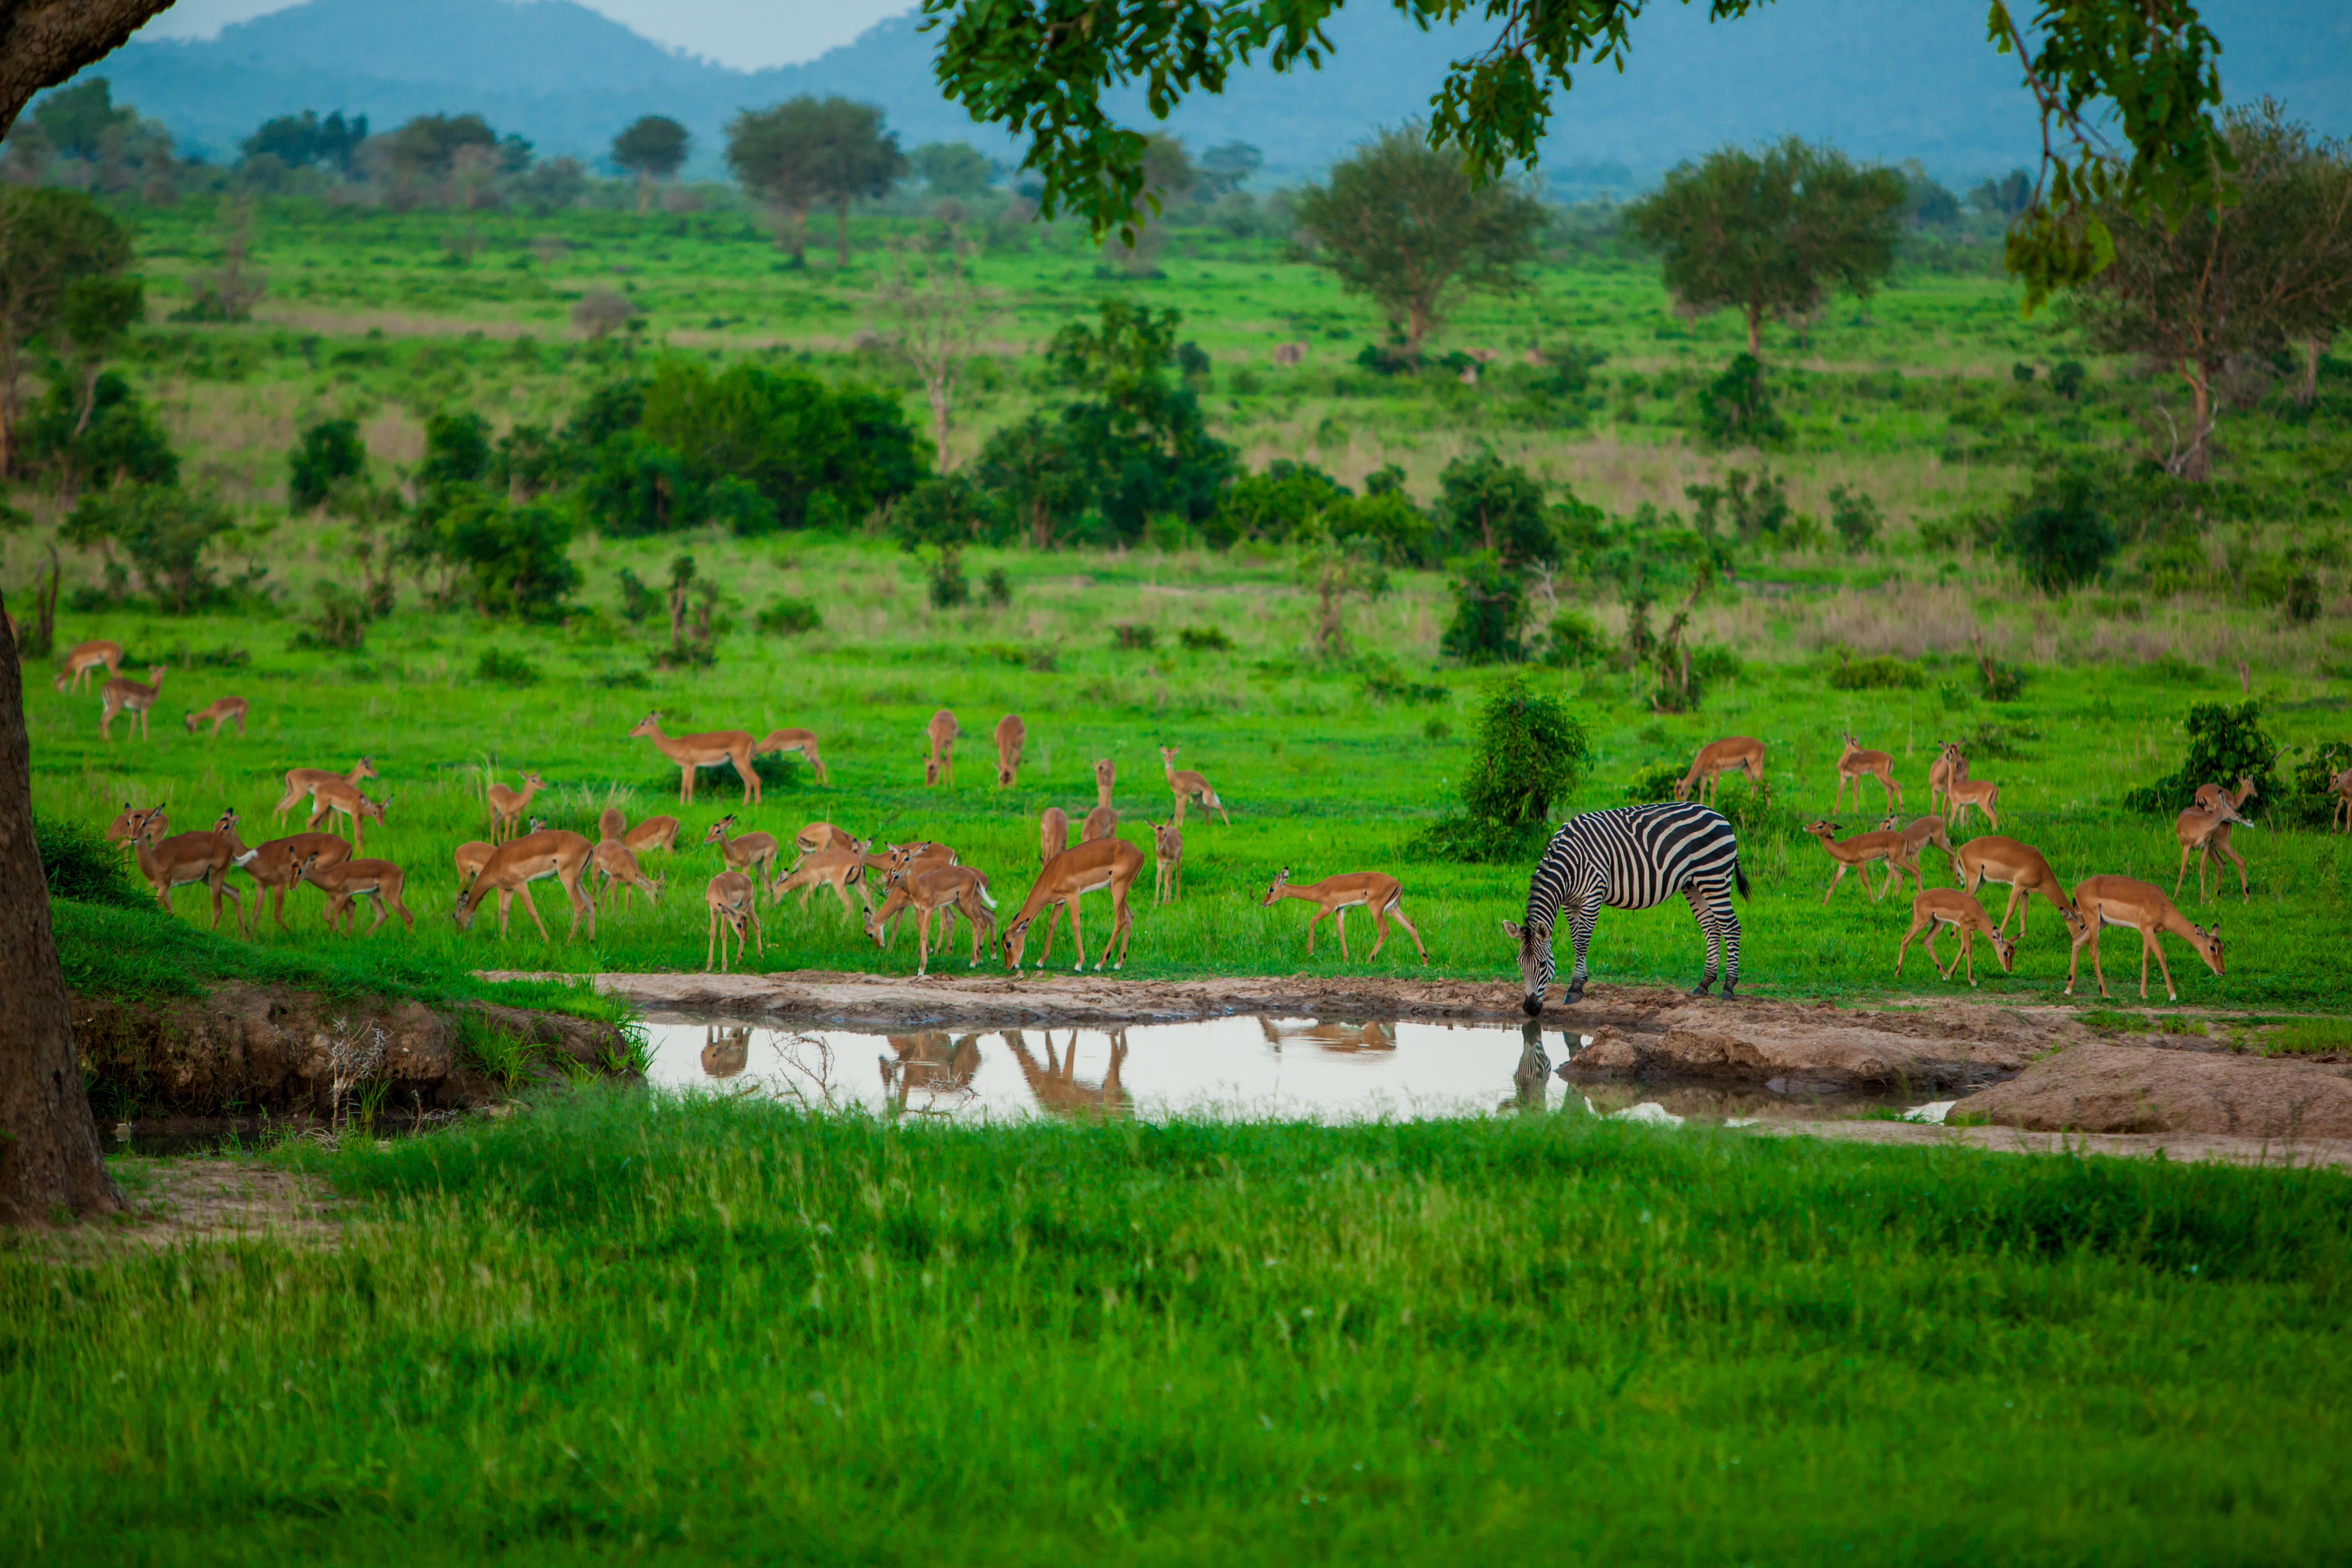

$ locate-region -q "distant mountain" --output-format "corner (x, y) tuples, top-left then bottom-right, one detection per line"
(59, 0), (2351, 186)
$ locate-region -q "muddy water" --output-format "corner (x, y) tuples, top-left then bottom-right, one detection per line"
(642, 1014), (1920, 1124)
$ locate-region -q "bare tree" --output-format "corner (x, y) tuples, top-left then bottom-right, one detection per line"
(873, 239), (991, 472)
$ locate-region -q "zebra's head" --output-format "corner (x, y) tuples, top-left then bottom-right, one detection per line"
(1499, 918), (1553, 1015)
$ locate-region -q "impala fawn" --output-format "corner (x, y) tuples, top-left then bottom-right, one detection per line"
(1080, 804), (1117, 842)
(2066, 876), (2224, 1002)
(1927, 742), (1964, 818)
(591, 837), (664, 911)
(1833, 733), (1901, 813)
(752, 726), (830, 784)
(994, 713), (1026, 788)
(2330, 761), (2352, 833)
(53, 639), (121, 693)
(704, 871), (763, 972)
(771, 844), (872, 920)
(275, 758), (376, 825)
(1261, 867), (1427, 962)
(1150, 820), (1183, 905)
(1801, 820), (1920, 904)
(1161, 745), (1230, 826)
(1672, 737), (1765, 807)
(184, 695), (248, 738)
(703, 815), (781, 892)
(1093, 757), (1115, 811)
(297, 852), (415, 935)
(2174, 796), (2254, 904)
(131, 807), (247, 935)
(924, 709), (960, 786)
(1039, 806), (1071, 864)
(99, 666), (167, 740)
(2189, 775), (2262, 900)
(307, 778), (387, 854)
(486, 771), (547, 845)
(1877, 812), (1956, 876)
(1942, 747), (2001, 831)
(216, 813), (351, 932)
(1893, 889), (2017, 987)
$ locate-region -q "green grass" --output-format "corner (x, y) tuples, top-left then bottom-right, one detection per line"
(2267, 1017), (2352, 1055)
(3, 1090), (2346, 1560)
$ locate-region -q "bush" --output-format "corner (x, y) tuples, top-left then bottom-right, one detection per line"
(1439, 552), (1527, 665)
(288, 418), (365, 511)
(1696, 353), (1787, 447)
(984, 568), (1013, 607)
(927, 546), (972, 610)
(1357, 656), (1447, 704)
(1623, 761), (1685, 804)
(1179, 625), (1233, 651)
(756, 596), (823, 635)
(2122, 701), (2280, 815)
(1113, 623), (1156, 650)
(36, 816), (148, 907)
(427, 492), (581, 620)
(616, 567), (660, 623)
(60, 483), (234, 614)
(475, 648), (542, 686)
(2281, 742), (2352, 829)
(2002, 470), (2118, 590)
(21, 371), (179, 495)
(2050, 360), (2087, 399)
(1828, 651), (1926, 690)
(1541, 609), (1606, 668)
(1686, 468), (1794, 544)
(288, 580), (370, 651)
(1828, 485), (1883, 550)
(1414, 673), (1590, 861)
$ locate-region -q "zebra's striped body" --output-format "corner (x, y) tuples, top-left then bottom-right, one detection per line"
(1504, 803), (1750, 1014)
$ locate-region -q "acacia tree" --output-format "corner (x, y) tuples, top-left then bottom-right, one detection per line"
(874, 238), (992, 471)
(2071, 102), (2352, 479)
(726, 96), (906, 268)
(1292, 125), (1542, 351)
(1624, 139), (1906, 356)
(611, 114), (690, 215)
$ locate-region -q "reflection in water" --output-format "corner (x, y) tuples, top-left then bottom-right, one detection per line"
(879, 1031), (983, 1118)
(700, 1025), (752, 1080)
(1259, 1018), (1396, 1053)
(1504, 1021), (1553, 1116)
(1004, 1029), (1133, 1120)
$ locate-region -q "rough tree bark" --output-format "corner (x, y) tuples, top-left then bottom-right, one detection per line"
(0, 584), (122, 1224)
(0, 1), (177, 134)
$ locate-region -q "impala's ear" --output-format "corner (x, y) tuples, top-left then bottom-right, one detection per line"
(1500, 919), (1523, 941)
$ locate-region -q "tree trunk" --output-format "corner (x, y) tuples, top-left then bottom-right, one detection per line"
(835, 201), (851, 268)
(635, 170), (651, 217)
(2295, 337), (2325, 410)
(0, 1), (176, 138)
(1406, 301), (1429, 353)
(0, 585), (122, 1225)
(776, 202), (808, 265)
(2180, 360), (2215, 482)
(928, 378), (951, 473)
(1746, 305), (1762, 357)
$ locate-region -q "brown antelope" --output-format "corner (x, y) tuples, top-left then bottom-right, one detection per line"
(297, 852), (415, 935)
(2174, 797), (2254, 904)
(307, 778), (387, 854)
(184, 695), (248, 738)
(486, 771), (547, 845)
(702, 1024), (753, 1080)
(1261, 867), (1428, 962)
(2191, 774), (2267, 900)
(770, 844), (872, 920)
(1928, 742), (1965, 818)
(454, 840), (496, 889)
(1946, 772), (2001, 833)
(1834, 733), (1902, 813)
(877, 840), (958, 886)
(275, 758), (377, 825)
(591, 837), (664, 911)
(219, 815), (352, 932)
(1093, 757), (1115, 811)
(453, 828), (598, 943)
(598, 805), (625, 842)
(53, 639), (121, 693)
(2330, 762), (2352, 833)
(704, 870), (762, 972)
(619, 814), (680, 854)
(1801, 820), (1920, 904)
(1893, 889), (2017, 987)
(131, 807), (246, 935)
(1080, 804), (1117, 843)
(106, 802), (160, 855)
(752, 726), (830, 785)
(994, 714), (1026, 788)
(1150, 820), (1183, 905)
(99, 666), (167, 740)
(2066, 876), (2225, 1001)
(793, 821), (860, 859)
(879, 1031), (983, 1111)
(630, 711), (760, 805)
(1258, 1019), (1398, 1053)
(1003, 1029), (1133, 1120)
(864, 864), (998, 975)
(1161, 745), (1230, 826)
(1955, 836), (2086, 941)
(704, 815), (780, 892)
(1672, 737), (1766, 807)
(1001, 838), (1146, 972)
(924, 709), (961, 786)
(1040, 806), (1070, 864)
(1877, 813), (1956, 877)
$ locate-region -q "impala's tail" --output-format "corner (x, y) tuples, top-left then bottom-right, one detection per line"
(978, 879), (998, 910)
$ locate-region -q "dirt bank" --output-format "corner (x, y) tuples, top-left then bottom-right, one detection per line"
(1756, 1119), (2352, 1173)
(73, 984), (633, 1118)
(1961, 1042), (2352, 1140)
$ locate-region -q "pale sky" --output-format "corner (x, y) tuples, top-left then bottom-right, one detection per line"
(138, 0), (910, 70)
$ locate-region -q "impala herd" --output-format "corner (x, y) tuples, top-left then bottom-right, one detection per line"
(53, 624), (2352, 1001)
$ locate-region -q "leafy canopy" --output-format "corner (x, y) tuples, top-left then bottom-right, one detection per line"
(611, 115), (691, 180)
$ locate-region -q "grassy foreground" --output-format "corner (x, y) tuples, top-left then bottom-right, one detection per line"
(3, 1091), (2348, 1562)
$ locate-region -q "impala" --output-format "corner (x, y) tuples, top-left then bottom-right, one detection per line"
(1833, 733), (1901, 813)
(453, 827), (598, 943)
(752, 725), (831, 785)
(924, 709), (960, 786)
(1893, 889), (2017, 987)
(1261, 867), (1428, 962)
(106, 802), (160, 855)
(618, 813), (680, 854)
(1080, 804), (1118, 843)
(770, 845), (872, 920)
(877, 840), (958, 887)
(1258, 1019), (1398, 1053)
(454, 839), (496, 888)
(1946, 771), (2001, 832)
(591, 837), (664, 912)
(131, 806), (246, 935)
(2331, 763), (2352, 833)
(486, 771), (547, 845)
(184, 695), (248, 738)
(1161, 745), (1230, 826)
(704, 815), (781, 892)
(2173, 797), (2254, 904)
(1928, 742), (1965, 819)
(705, 870), (762, 972)
(629, 711), (759, 805)
(297, 851), (415, 935)
(1672, 736), (1766, 807)
(99, 666), (167, 740)
(1003, 1029), (1132, 1119)
(1955, 835), (2087, 941)
(2190, 773), (2266, 900)
(1001, 838), (1146, 972)
(53, 638), (121, 693)
(274, 758), (377, 825)
(1801, 820), (1920, 904)
(994, 713), (1026, 788)
(2066, 876), (2224, 1002)
(217, 814), (352, 932)
(1093, 757), (1115, 811)
(793, 821), (859, 860)
(306, 777), (387, 854)
(1039, 806), (1070, 864)
(864, 864), (998, 975)
(1877, 812), (1956, 873)
(1150, 820), (1183, 905)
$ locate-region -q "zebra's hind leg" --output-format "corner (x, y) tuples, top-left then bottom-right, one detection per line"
(1688, 883), (1743, 998)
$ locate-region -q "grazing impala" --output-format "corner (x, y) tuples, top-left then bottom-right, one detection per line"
(771, 845), (872, 920)
(275, 758), (377, 825)
(1672, 737), (1766, 807)
(1161, 746), (1230, 826)
(616, 813), (680, 854)
(1893, 889), (2017, 987)
(485, 771), (547, 845)
(2066, 876), (2224, 1001)
(306, 777), (387, 854)
(703, 815), (780, 892)
(591, 837), (664, 912)
(1878, 813), (1956, 876)
(131, 807), (246, 935)
(1039, 806), (1070, 864)
(453, 840), (496, 889)
(864, 864), (998, 975)
(751, 726), (829, 785)
(1833, 733), (1901, 813)
(99, 666), (167, 740)
(53, 639), (122, 693)
(2174, 796), (2254, 904)
(1150, 820), (1183, 905)
(924, 709), (960, 787)
(994, 714), (1026, 788)
(877, 840), (958, 887)
(184, 695), (248, 738)
(704, 871), (762, 972)
(1955, 835), (2086, 941)
(297, 852), (415, 935)
(1261, 867), (1428, 962)
(630, 711), (760, 805)
(453, 827), (597, 943)
(1001, 838), (1146, 972)
(793, 821), (860, 860)
(2191, 773), (2266, 900)
(218, 814), (352, 932)
(1802, 820), (1920, 904)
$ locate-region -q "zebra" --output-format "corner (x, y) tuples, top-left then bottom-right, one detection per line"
(1501, 802), (1751, 1014)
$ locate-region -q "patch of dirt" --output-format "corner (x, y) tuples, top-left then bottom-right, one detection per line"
(1960, 1042), (2352, 1140)
(1754, 1119), (2352, 1173)
(17, 1158), (342, 1262)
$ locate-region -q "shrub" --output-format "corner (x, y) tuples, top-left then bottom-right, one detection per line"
(2281, 742), (2352, 829)
(1113, 623), (1156, 650)
(1828, 485), (1883, 550)
(288, 417), (365, 511)
(430, 493), (581, 620)
(2285, 573), (2321, 624)
(1686, 468), (1794, 544)
(1623, 761), (1685, 804)
(288, 580), (370, 651)
(927, 546), (971, 610)
(36, 816), (148, 907)
(1541, 610), (1606, 668)
(2012, 361), (2036, 383)
(1357, 655), (1447, 704)
(2122, 701), (2280, 815)
(60, 483), (234, 614)
(2050, 359), (2087, 399)
(1439, 552), (1527, 665)
(984, 568), (1013, 606)
(1179, 625), (1233, 651)
(2001, 469), (2118, 590)
(475, 648), (542, 686)
(616, 567), (660, 623)
(1828, 651), (1926, 690)
(1421, 715), (1451, 741)
(1696, 352), (1787, 447)
(1415, 672), (1591, 862)
(756, 596), (823, 635)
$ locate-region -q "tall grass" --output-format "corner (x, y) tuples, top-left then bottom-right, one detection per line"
(3, 1091), (2346, 1559)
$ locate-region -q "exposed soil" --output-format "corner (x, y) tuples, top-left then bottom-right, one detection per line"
(15, 1158), (343, 1262)
(1753, 1119), (2352, 1173)
(1959, 1042), (2352, 1140)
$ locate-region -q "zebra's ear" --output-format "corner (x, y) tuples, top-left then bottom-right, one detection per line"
(1500, 919), (1523, 941)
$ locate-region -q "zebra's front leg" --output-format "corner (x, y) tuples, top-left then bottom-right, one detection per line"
(1562, 896), (1600, 1003)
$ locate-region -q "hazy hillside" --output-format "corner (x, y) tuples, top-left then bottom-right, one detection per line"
(64, 0), (2352, 186)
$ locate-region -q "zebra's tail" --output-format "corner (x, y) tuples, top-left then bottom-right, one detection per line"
(1734, 859), (1752, 901)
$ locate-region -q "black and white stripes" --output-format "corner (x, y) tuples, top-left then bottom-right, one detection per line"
(1502, 802), (1750, 1013)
